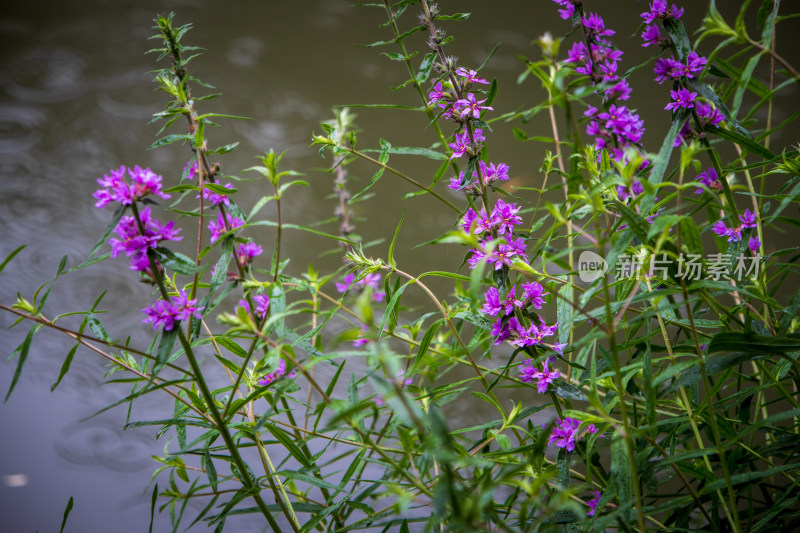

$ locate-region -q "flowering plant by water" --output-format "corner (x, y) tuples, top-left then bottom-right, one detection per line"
(3, 1), (800, 531)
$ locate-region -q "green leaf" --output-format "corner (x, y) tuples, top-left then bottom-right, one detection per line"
(417, 52), (435, 83)
(5, 324), (42, 402)
(708, 332), (800, 355)
(388, 210), (405, 269)
(0, 244), (25, 275)
(148, 134), (192, 150)
(149, 483), (158, 533)
(59, 496), (74, 533)
(705, 125), (776, 159)
(153, 248), (203, 275)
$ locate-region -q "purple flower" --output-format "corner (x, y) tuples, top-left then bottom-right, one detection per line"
(641, 0), (684, 24)
(237, 242), (262, 266)
(208, 212), (244, 244)
(141, 290), (203, 331)
(482, 286), (520, 316)
(455, 93), (493, 119)
(582, 13), (615, 39)
(258, 359), (286, 386)
(548, 417), (597, 452)
(94, 165), (171, 208)
(519, 358), (561, 393)
(695, 168), (721, 194)
(641, 24), (666, 47)
(238, 293), (270, 320)
(492, 199), (523, 236)
(586, 490), (602, 516)
(653, 57), (683, 84)
(712, 220), (742, 243)
(665, 88), (697, 111)
(479, 161), (510, 185)
(199, 182), (234, 206)
(685, 51), (708, 77)
(548, 417), (581, 451)
(183, 160), (198, 180)
(427, 81), (448, 108)
(522, 282), (548, 309)
(455, 67), (489, 85)
(551, 0), (576, 20)
(108, 206), (182, 273)
(696, 101), (724, 126)
(606, 79), (632, 102)
(739, 208), (758, 229)
(749, 235), (761, 255)
(336, 272), (384, 302)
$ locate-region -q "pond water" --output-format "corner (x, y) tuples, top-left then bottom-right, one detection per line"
(1, 1), (798, 531)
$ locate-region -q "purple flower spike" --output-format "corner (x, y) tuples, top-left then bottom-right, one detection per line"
(141, 290), (203, 331)
(522, 281), (548, 310)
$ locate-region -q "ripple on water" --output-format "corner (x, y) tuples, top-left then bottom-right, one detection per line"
(4, 46), (88, 104)
(0, 105), (47, 153)
(55, 418), (154, 473)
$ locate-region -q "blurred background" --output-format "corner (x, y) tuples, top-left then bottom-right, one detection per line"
(1, 1), (798, 531)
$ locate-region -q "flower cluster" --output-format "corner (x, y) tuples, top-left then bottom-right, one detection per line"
(449, 161), (509, 191)
(141, 290), (203, 331)
(584, 105), (645, 161)
(548, 417), (598, 452)
(93, 165), (171, 208)
(461, 199), (530, 270)
(653, 52), (706, 84)
(711, 208), (758, 244)
(109, 206), (182, 276)
(183, 161), (234, 206)
(675, 101), (724, 146)
(336, 271), (384, 302)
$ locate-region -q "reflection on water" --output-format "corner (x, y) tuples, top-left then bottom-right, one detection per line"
(1, 1), (798, 531)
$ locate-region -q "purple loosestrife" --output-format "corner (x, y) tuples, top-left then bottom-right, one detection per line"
(712, 209), (758, 243)
(749, 235), (761, 255)
(183, 160), (198, 180)
(94, 166), (171, 208)
(641, 24), (667, 47)
(236, 242), (263, 268)
(336, 272), (384, 302)
(448, 128), (485, 160)
(586, 490), (602, 516)
(665, 88), (698, 111)
(522, 281), (548, 310)
(519, 358), (560, 393)
(454, 67), (489, 85)
(258, 359), (294, 387)
(675, 101), (724, 146)
(695, 168), (721, 194)
(455, 93), (493, 120)
(141, 290), (203, 331)
(548, 418), (598, 452)
(641, 0), (684, 24)
(238, 293), (270, 320)
(108, 206), (182, 275)
(208, 212), (244, 244)
(551, 0), (578, 20)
